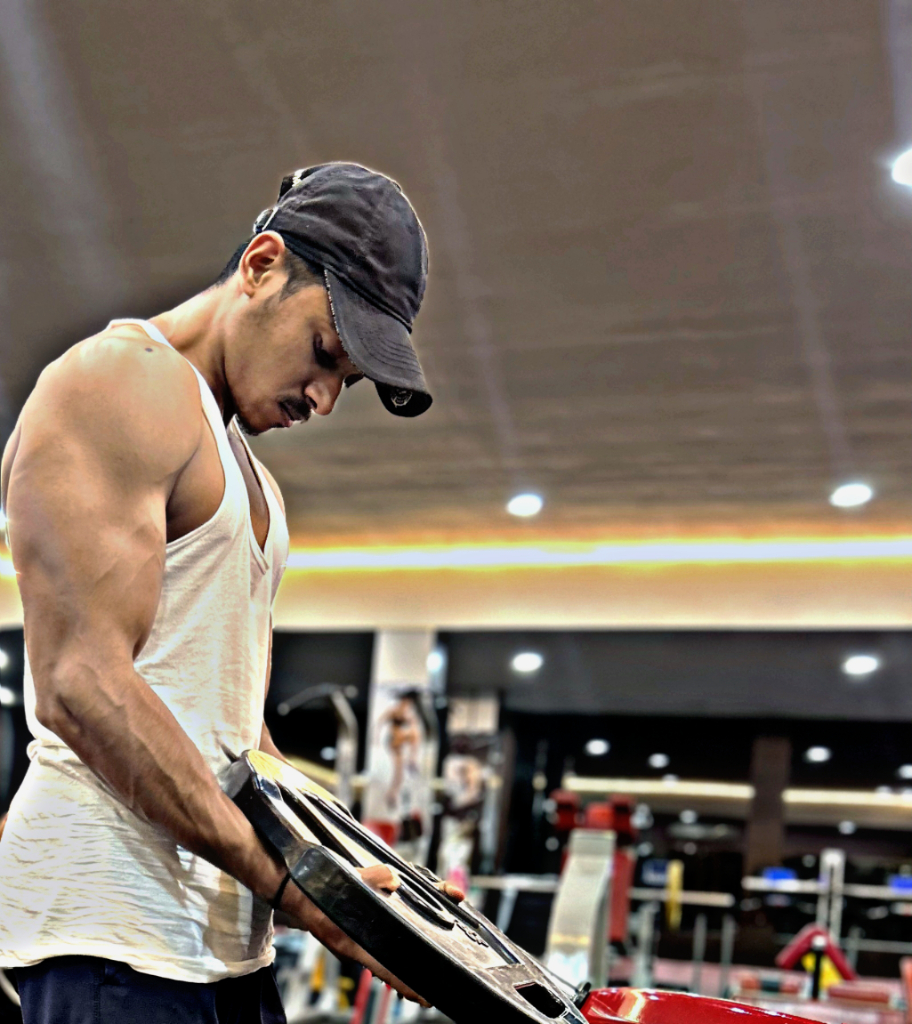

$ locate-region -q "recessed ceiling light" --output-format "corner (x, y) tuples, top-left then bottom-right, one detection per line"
(506, 493), (543, 518)
(892, 147), (912, 186)
(838, 820), (856, 835)
(829, 482), (873, 508)
(648, 753), (670, 769)
(804, 746), (832, 763)
(0, 686), (14, 706)
(585, 738), (610, 757)
(842, 654), (881, 677)
(897, 764), (912, 780)
(679, 809), (698, 825)
(511, 651), (543, 674)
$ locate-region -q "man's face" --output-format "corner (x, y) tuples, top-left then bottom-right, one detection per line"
(225, 237), (363, 436)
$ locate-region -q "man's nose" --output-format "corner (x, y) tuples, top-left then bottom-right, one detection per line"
(306, 375), (343, 416)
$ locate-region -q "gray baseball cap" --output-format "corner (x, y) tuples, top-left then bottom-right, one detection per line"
(254, 163), (432, 417)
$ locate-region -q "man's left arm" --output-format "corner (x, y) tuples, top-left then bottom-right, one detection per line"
(259, 618), (286, 761)
(258, 464), (288, 763)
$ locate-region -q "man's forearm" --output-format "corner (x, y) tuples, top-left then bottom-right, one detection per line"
(38, 661), (284, 902)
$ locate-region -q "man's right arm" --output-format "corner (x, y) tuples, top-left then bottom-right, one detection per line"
(6, 335), (286, 900)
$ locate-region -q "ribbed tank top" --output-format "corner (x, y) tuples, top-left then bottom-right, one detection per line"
(0, 319), (289, 981)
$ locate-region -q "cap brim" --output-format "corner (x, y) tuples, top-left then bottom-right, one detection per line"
(325, 268), (432, 418)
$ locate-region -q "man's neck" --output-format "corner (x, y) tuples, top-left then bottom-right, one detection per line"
(148, 289), (234, 424)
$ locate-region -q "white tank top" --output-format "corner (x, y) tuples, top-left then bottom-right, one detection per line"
(0, 319), (289, 982)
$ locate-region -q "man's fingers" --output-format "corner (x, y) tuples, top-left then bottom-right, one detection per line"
(359, 864), (463, 903)
(358, 863), (400, 893)
(361, 964), (429, 1006)
(438, 880), (466, 903)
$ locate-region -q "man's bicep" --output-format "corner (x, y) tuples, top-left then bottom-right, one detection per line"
(7, 346), (199, 688)
(9, 424), (169, 683)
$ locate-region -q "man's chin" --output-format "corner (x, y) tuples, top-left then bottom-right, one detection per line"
(235, 413), (264, 437)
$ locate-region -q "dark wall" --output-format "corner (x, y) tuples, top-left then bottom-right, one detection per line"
(442, 630), (912, 720)
(265, 631), (374, 769)
(501, 710), (912, 789)
(0, 628), (27, 816)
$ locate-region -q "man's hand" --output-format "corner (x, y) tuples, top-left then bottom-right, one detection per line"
(280, 863), (428, 1003)
(279, 863), (466, 1005)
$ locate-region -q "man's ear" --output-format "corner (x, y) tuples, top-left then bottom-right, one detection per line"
(238, 232), (286, 296)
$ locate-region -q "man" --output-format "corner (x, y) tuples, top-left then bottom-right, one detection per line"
(0, 163), (451, 1022)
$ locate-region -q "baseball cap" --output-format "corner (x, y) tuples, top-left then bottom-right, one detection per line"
(253, 163), (432, 417)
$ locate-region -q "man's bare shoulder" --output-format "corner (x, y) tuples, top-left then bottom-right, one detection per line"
(20, 325), (204, 477)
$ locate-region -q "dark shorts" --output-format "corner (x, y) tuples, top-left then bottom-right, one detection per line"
(15, 956), (286, 1024)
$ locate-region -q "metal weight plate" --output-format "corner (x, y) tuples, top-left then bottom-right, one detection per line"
(223, 750), (591, 1024)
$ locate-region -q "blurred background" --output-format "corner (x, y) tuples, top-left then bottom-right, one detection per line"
(0, 1), (911, 1021)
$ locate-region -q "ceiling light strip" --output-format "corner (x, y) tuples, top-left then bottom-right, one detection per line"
(564, 775), (912, 810)
(284, 537), (912, 572)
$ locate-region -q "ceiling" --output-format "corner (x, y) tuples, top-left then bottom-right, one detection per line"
(0, 0), (909, 546)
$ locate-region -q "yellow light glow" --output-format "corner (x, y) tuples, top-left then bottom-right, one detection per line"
(785, 788), (912, 809)
(563, 776), (912, 812)
(283, 536), (912, 573)
(564, 776), (754, 800)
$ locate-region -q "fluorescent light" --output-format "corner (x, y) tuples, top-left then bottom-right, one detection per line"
(892, 147), (912, 186)
(0, 686), (14, 706)
(567, 776), (749, 799)
(426, 650), (445, 674)
(282, 535), (912, 572)
(585, 738), (610, 757)
(842, 654), (880, 677)
(506, 493), (543, 518)
(897, 765), (912, 780)
(565, 776), (912, 812)
(648, 753), (670, 769)
(838, 820), (857, 835)
(804, 746), (832, 763)
(679, 809), (698, 824)
(511, 651), (543, 674)
(830, 482), (873, 508)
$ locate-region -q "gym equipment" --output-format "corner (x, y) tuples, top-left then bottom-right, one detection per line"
(275, 682), (360, 1019)
(224, 749), (589, 1024)
(544, 829), (615, 989)
(664, 860), (684, 931)
(581, 988), (826, 1023)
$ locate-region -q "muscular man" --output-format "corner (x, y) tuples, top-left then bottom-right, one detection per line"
(0, 163), (449, 1022)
